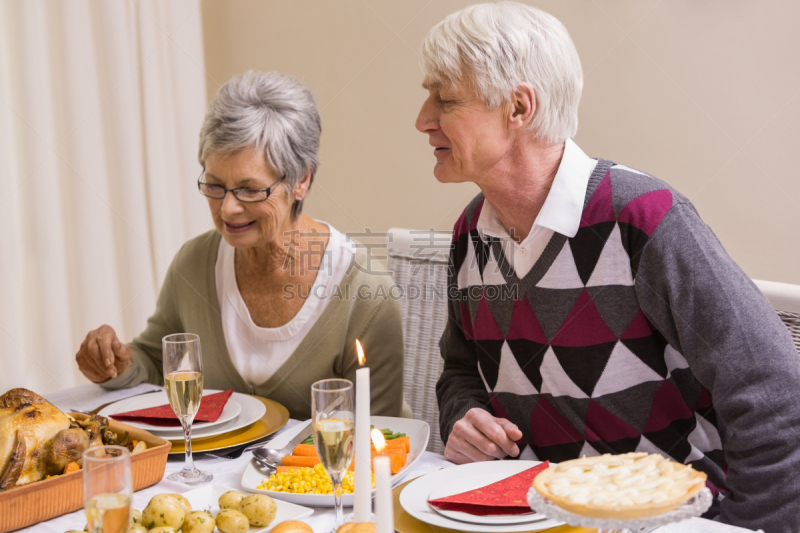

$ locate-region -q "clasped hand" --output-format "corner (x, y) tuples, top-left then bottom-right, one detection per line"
(444, 408), (523, 464)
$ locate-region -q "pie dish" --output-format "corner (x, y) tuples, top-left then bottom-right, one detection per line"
(532, 452), (707, 519)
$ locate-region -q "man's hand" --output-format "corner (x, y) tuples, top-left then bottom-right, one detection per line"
(76, 325), (131, 383)
(444, 408), (523, 464)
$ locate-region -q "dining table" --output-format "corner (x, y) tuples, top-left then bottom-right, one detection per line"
(14, 384), (763, 533)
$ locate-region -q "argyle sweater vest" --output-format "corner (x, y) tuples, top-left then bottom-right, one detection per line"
(440, 159), (728, 491)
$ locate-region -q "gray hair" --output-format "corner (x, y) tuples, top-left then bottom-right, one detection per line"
(198, 71), (321, 220)
(420, 2), (582, 145)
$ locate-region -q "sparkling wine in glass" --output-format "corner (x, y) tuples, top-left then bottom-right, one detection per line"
(163, 333), (212, 485)
(312, 379), (355, 529)
(83, 446), (132, 533)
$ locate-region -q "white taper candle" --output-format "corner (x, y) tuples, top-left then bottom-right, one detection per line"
(373, 456), (393, 533)
(353, 340), (372, 522)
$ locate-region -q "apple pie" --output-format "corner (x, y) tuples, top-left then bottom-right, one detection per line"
(532, 452), (707, 519)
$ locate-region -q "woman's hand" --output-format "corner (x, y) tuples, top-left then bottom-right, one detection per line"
(444, 408), (523, 464)
(75, 325), (131, 383)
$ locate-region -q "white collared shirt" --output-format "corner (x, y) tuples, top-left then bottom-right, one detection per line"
(476, 139), (597, 278)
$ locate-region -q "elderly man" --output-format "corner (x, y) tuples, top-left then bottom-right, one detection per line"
(415, 3), (800, 531)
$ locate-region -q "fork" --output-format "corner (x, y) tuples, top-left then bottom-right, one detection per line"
(203, 441), (270, 460)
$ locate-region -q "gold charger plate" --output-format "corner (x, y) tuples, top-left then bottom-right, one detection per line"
(168, 395), (289, 455)
(392, 479), (592, 533)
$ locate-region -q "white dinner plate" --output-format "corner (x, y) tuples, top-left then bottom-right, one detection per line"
(399, 461), (565, 532)
(241, 416), (430, 507)
(427, 467), (546, 525)
(179, 483), (313, 532)
(100, 390), (267, 440)
(99, 389), (241, 432)
(160, 392), (268, 440)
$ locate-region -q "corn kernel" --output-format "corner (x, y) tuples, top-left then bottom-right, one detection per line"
(257, 463), (374, 494)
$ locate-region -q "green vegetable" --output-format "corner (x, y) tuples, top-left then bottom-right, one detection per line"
(303, 426), (403, 443)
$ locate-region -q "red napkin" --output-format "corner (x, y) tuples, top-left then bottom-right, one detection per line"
(109, 389), (234, 427)
(428, 461), (550, 516)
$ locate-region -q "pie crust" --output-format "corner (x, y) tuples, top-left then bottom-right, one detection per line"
(532, 452), (707, 519)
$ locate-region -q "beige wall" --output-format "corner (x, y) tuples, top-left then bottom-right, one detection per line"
(201, 0), (800, 284)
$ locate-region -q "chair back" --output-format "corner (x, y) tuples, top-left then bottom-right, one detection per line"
(753, 279), (800, 355)
(387, 228), (450, 453)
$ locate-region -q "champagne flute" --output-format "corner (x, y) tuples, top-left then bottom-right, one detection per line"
(312, 379), (355, 528)
(83, 446), (132, 533)
(163, 333), (212, 484)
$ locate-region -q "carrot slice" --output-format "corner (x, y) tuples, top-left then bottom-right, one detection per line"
(276, 465), (311, 473)
(292, 443), (319, 457)
(370, 451), (404, 474)
(384, 440), (405, 451)
(387, 455), (403, 474)
(391, 436), (410, 452)
(379, 447), (407, 466)
(282, 455), (320, 467)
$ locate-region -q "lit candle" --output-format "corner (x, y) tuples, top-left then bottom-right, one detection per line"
(371, 429), (393, 533)
(353, 339), (372, 522)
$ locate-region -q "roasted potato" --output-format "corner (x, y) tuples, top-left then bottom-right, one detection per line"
(215, 509), (249, 533)
(239, 493), (277, 526)
(131, 440), (147, 454)
(168, 493), (193, 515)
(218, 489), (244, 510)
(149, 528), (180, 533)
(129, 525), (147, 533)
(142, 494), (186, 530)
(180, 510), (215, 533)
(130, 508), (142, 525)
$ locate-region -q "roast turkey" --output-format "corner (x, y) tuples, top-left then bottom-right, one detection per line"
(0, 388), (99, 490)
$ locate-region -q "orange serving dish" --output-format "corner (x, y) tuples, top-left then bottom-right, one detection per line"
(0, 413), (170, 532)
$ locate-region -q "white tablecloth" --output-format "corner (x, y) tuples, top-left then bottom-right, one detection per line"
(21, 386), (761, 533)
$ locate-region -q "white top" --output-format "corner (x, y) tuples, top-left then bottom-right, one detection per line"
(215, 222), (355, 386)
(476, 139), (598, 278)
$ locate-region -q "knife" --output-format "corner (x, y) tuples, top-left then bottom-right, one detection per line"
(262, 419), (314, 463)
(254, 395), (345, 463)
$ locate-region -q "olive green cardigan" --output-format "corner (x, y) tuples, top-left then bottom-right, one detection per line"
(102, 230), (404, 419)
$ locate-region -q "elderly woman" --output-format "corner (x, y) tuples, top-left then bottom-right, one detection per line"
(75, 71), (403, 419)
(417, 3), (800, 531)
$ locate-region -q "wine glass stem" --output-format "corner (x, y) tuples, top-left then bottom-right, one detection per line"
(183, 419), (196, 475)
(333, 477), (344, 524)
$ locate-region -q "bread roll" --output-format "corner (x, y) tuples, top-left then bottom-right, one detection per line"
(336, 521), (376, 533)
(271, 520), (314, 533)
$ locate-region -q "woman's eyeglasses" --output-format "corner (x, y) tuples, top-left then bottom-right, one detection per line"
(197, 171), (285, 203)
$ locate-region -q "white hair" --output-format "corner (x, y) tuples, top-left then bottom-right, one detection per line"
(198, 71), (321, 220)
(420, 2), (583, 144)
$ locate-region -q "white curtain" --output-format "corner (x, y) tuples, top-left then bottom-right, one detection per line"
(0, 0), (211, 394)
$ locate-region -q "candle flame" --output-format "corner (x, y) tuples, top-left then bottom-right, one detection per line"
(356, 339), (365, 366)
(371, 428), (386, 452)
